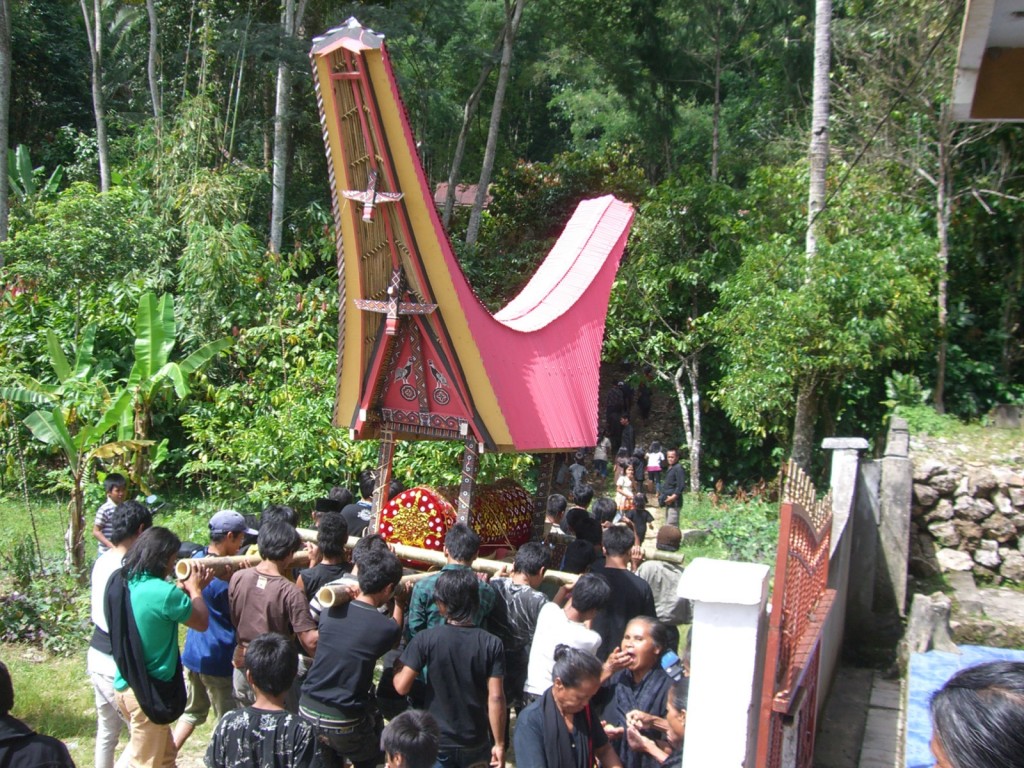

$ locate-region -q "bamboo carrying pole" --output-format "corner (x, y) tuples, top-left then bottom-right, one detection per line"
(315, 570), (435, 609)
(174, 550), (312, 580)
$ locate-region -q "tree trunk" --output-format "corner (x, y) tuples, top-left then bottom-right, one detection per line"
(442, 31), (503, 229)
(81, 0), (111, 192)
(465, 0), (526, 247)
(710, 5), (721, 182)
(665, 355), (703, 492)
(791, 374), (819, 471)
(933, 107), (953, 414)
(268, 0), (308, 254)
(146, 0), (162, 134)
(0, 0), (10, 250)
(805, 0), (832, 259)
(70, 474), (86, 578)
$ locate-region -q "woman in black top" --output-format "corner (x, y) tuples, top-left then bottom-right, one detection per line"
(514, 646), (622, 768)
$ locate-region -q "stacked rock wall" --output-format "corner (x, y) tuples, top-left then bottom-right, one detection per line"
(911, 459), (1024, 582)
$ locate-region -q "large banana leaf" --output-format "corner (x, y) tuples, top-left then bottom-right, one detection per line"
(128, 292), (177, 388)
(0, 384), (55, 405)
(90, 439), (154, 461)
(179, 337), (233, 375)
(24, 409), (77, 465)
(47, 330), (72, 382)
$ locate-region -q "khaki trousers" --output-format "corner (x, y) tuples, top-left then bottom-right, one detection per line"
(114, 688), (177, 768)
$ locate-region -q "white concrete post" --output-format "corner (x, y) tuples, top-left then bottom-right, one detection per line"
(678, 558), (771, 768)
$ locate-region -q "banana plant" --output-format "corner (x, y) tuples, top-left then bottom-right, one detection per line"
(125, 292), (233, 483)
(8, 144), (64, 205)
(23, 389), (151, 577)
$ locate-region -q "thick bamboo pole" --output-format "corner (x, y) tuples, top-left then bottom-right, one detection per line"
(175, 550), (312, 581)
(316, 570), (435, 609)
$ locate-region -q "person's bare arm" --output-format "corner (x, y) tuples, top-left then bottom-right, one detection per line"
(297, 628), (318, 657)
(487, 676), (506, 768)
(594, 742), (623, 767)
(182, 563), (213, 631)
(391, 661), (417, 696)
(92, 524), (113, 550)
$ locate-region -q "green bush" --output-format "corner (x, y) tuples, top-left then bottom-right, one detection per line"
(0, 561), (90, 655)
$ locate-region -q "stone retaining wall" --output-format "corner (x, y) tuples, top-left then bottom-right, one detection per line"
(910, 459), (1024, 582)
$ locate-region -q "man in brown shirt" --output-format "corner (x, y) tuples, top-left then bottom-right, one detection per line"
(229, 521), (318, 712)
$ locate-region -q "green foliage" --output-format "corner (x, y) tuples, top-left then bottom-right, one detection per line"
(894, 404), (963, 438)
(714, 163), (937, 440)
(679, 494), (780, 565)
(883, 371), (931, 411)
(0, 560), (91, 655)
(7, 145), (64, 206)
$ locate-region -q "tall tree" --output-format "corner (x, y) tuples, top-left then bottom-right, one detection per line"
(0, 0), (10, 251)
(465, 0), (526, 247)
(791, 0), (831, 469)
(268, 0), (308, 254)
(146, 0), (161, 132)
(833, 0), (995, 414)
(80, 0), (111, 191)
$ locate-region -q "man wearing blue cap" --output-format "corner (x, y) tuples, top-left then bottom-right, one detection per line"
(172, 510), (256, 750)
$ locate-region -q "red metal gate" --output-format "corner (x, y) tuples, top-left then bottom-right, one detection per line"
(755, 461), (836, 768)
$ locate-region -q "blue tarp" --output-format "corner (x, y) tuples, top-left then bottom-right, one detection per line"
(905, 644), (1024, 768)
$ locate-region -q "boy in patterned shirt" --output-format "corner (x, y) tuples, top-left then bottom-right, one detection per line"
(92, 473), (126, 553)
(206, 633), (318, 768)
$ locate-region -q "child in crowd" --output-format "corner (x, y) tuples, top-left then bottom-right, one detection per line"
(568, 452), (588, 487)
(646, 441), (665, 495)
(205, 633), (318, 768)
(381, 710), (440, 768)
(92, 472), (127, 553)
(394, 569), (506, 768)
(593, 432), (612, 478)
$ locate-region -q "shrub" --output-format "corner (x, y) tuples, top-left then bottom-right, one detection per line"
(0, 560), (91, 655)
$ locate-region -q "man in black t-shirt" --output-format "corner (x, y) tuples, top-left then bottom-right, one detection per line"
(393, 569), (506, 768)
(590, 525), (656, 661)
(299, 550), (404, 768)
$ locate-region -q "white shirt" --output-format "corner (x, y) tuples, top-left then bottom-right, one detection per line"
(524, 602), (602, 696)
(87, 548), (123, 676)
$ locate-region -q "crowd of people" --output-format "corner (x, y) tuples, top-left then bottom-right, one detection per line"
(5, 463), (1021, 768)
(71, 463), (701, 768)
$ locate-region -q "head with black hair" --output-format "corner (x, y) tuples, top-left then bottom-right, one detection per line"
(316, 511), (350, 560)
(260, 504), (297, 528)
(569, 572), (611, 616)
(577, 516), (604, 547)
(930, 660), (1024, 768)
(381, 709), (440, 768)
(358, 469), (376, 500)
(513, 542), (550, 577)
(0, 662), (13, 716)
(109, 500), (153, 546)
(602, 524), (635, 557)
(561, 540), (597, 574)
(257, 520), (301, 562)
(546, 494), (567, 522)
(351, 534), (390, 571)
(244, 633), (298, 697)
(621, 616), (670, 678)
(592, 497), (617, 526)
(433, 567), (479, 625)
(389, 477), (406, 497)
(356, 549), (403, 597)
(571, 483), (594, 509)
(666, 677), (688, 744)
(551, 645), (604, 715)
(104, 472), (127, 494)
(329, 486), (355, 507)
(563, 507), (588, 537)
(649, 441), (662, 454)
(122, 526), (181, 580)
(443, 523), (480, 564)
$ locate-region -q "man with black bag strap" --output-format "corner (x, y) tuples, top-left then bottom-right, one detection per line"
(105, 527), (211, 768)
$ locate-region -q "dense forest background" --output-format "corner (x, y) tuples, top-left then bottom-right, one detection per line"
(1, 0), (1022, 522)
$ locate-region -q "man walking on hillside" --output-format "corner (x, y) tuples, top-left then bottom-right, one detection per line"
(659, 449), (686, 527)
